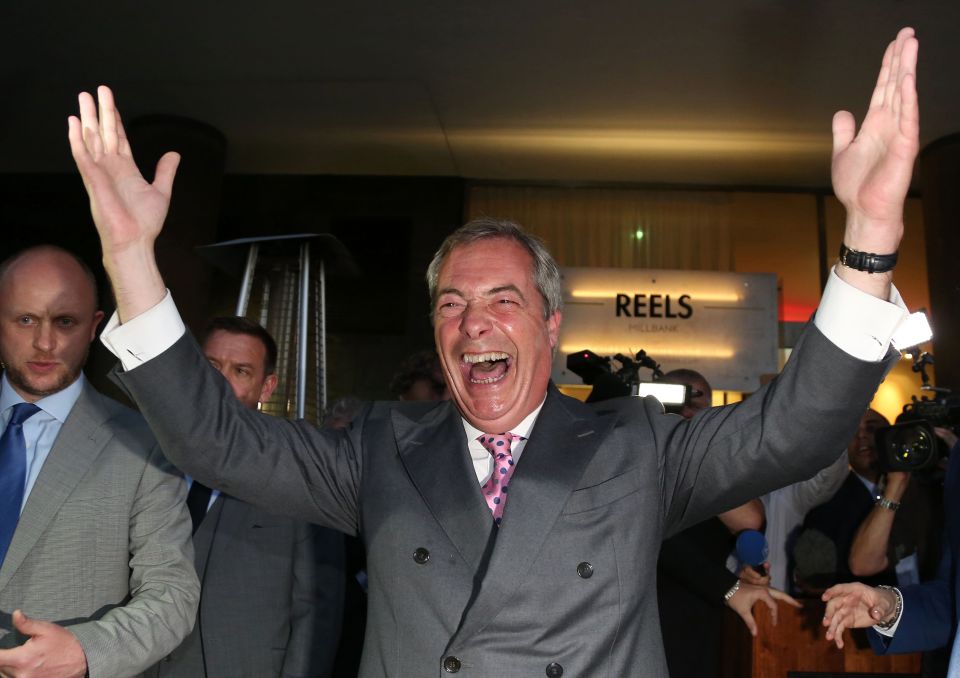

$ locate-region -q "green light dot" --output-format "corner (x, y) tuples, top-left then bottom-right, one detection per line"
(634, 229), (645, 240)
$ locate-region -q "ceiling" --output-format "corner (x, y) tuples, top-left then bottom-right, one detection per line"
(3, 1), (958, 188)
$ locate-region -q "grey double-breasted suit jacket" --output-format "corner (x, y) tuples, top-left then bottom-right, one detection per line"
(118, 324), (891, 677)
(0, 381), (199, 678)
(148, 492), (345, 678)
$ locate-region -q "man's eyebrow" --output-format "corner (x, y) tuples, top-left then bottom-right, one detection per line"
(435, 284), (526, 300)
(435, 287), (465, 299)
(488, 284), (526, 300)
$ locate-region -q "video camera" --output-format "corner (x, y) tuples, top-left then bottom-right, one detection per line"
(566, 349), (689, 409)
(876, 351), (960, 472)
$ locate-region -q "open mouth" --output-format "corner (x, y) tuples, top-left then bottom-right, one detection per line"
(462, 351), (512, 384)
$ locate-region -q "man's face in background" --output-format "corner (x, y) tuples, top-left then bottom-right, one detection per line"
(203, 329), (278, 410)
(846, 408), (889, 478)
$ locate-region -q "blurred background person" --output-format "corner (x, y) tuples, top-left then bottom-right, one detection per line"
(388, 349), (448, 401)
(655, 368), (799, 678)
(150, 316), (344, 678)
(795, 408), (941, 594)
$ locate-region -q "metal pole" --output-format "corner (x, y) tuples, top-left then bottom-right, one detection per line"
(318, 259), (327, 417)
(235, 244), (260, 316)
(296, 243), (310, 420)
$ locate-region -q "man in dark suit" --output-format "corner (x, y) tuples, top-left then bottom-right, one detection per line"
(796, 408), (940, 591)
(821, 430), (960, 672)
(69, 28), (921, 677)
(0, 246), (198, 678)
(149, 317), (344, 678)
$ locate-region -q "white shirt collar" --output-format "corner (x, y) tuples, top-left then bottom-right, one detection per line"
(461, 395), (547, 442)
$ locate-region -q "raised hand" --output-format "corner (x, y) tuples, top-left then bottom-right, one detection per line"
(832, 27), (919, 296)
(821, 582), (898, 649)
(67, 86), (175, 320)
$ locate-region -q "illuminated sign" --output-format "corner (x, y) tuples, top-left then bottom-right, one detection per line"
(553, 267), (778, 392)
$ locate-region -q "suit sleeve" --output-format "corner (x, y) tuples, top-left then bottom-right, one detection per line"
(658, 324), (895, 536)
(67, 443), (200, 678)
(113, 332), (363, 536)
(869, 542), (954, 655)
(281, 524), (345, 678)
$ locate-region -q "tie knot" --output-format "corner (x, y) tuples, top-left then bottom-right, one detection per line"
(477, 432), (523, 456)
(7, 403), (40, 427)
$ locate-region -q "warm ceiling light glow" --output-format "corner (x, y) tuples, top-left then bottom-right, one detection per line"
(452, 128), (829, 157)
(560, 344), (736, 359)
(569, 290), (741, 303)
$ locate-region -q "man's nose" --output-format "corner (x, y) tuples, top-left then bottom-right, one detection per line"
(33, 323), (56, 352)
(459, 301), (492, 338)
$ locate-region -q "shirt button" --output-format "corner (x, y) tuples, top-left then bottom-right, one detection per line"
(576, 561), (594, 578)
(546, 662), (564, 677)
(443, 655), (461, 673)
(413, 547), (431, 564)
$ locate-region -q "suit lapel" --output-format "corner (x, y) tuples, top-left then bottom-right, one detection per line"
(449, 387), (616, 644)
(192, 494), (226, 582)
(394, 402), (493, 573)
(0, 384), (113, 590)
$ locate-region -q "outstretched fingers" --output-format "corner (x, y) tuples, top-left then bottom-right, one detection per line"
(869, 39), (895, 110)
(98, 86), (120, 154)
(77, 91), (103, 160)
(898, 52), (920, 140)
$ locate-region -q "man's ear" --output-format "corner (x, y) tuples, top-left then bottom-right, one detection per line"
(547, 310), (562, 348)
(89, 310), (106, 342)
(259, 373), (279, 404)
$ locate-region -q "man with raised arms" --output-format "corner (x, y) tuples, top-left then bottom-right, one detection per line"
(69, 28), (920, 677)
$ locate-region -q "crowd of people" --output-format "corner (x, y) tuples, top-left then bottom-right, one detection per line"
(2, 25), (957, 678)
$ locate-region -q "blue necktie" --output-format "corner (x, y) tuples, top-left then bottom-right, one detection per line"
(0, 403), (41, 564)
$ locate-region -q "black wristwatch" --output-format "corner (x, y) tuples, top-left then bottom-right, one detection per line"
(838, 244), (898, 273)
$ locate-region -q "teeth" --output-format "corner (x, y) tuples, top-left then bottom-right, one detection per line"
(471, 374), (506, 384)
(462, 352), (510, 364)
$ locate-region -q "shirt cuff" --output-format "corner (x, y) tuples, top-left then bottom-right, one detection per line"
(100, 291), (186, 372)
(873, 588), (904, 637)
(814, 267), (909, 362)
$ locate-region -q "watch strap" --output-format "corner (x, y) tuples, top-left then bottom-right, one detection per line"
(838, 243), (898, 273)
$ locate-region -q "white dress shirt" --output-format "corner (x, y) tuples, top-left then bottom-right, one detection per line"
(0, 373), (84, 512)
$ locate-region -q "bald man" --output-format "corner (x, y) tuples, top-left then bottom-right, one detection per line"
(0, 246), (198, 678)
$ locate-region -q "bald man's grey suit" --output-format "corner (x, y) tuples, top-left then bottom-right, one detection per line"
(117, 325), (891, 678)
(0, 382), (199, 678)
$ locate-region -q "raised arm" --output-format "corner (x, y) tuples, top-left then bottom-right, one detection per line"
(831, 27), (919, 300)
(68, 86), (176, 322)
(848, 471), (909, 576)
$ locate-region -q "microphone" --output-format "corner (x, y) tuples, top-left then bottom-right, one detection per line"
(735, 529), (769, 575)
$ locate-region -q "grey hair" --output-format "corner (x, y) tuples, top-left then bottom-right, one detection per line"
(425, 218), (563, 320)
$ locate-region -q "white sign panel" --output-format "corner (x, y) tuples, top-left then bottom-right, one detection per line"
(552, 267), (779, 393)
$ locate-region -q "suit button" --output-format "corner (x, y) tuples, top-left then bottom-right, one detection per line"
(443, 655), (461, 672)
(576, 561), (594, 578)
(413, 547), (431, 564)
(546, 662), (564, 677)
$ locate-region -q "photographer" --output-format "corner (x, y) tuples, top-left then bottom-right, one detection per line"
(821, 429), (959, 672)
(794, 409), (941, 592)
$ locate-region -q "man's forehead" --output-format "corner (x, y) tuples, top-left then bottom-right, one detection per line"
(205, 331), (266, 357)
(440, 240), (534, 282)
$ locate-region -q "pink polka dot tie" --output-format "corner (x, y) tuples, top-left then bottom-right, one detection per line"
(478, 432), (523, 525)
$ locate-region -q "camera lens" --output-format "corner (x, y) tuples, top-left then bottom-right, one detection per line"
(891, 427), (932, 467)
